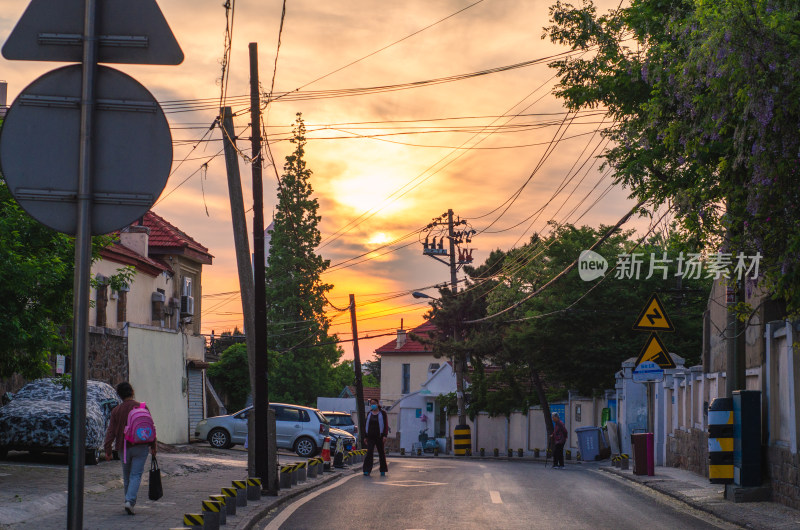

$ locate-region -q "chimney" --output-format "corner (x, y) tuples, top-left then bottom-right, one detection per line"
(120, 224), (150, 257)
(395, 329), (407, 349)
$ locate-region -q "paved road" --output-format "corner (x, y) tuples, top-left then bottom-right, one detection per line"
(259, 458), (737, 530)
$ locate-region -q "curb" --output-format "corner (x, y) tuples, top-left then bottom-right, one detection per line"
(598, 466), (745, 529)
(237, 469), (353, 530)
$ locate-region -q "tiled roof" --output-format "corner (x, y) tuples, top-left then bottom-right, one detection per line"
(375, 320), (437, 354)
(141, 211), (213, 264)
(345, 386), (381, 401)
(100, 242), (171, 277)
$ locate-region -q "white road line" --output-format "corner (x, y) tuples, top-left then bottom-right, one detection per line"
(264, 473), (359, 529)
(489, 490), (502, 504)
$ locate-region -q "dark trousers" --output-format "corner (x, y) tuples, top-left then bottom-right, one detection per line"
(363, 436), (388, 473)
(553, 442), (565, 467)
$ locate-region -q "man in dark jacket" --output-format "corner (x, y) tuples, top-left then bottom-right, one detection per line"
(362, 398), (389, 476)
(550, 412), (568, 469)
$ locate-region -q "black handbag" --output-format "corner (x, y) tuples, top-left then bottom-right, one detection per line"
(148, 455), (163, 501)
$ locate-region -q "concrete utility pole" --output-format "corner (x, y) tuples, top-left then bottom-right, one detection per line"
(447, 209), (467, 426)
(249, 42), (276, 493)
(349, 295), (367, 448)
(220, 106), (258, 477)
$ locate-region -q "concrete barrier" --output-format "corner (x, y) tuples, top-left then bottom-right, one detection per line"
(280, 464), (293, 489)
(201, 500), (221, 530)
(209, 495), (227, 525)
(246, 477), (262, 500)
(183, 513), (204, 528)
(232, 480), (248, 507)
(221, 488), (237, 516)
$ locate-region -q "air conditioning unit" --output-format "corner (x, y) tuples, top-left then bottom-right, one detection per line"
(180, 295), (194, 316)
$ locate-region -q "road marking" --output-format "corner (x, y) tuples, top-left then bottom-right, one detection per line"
(478, 464), (486, 469)
(376, 480), (447, 487)
(489, 490), (502, 504)
(264, 473), (359, 529)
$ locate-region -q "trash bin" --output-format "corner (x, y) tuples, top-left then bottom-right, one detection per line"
(575, 426), (608, 461)
(631, 433), (654, 476)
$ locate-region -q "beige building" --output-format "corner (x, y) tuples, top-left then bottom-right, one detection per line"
(86, 212), (213, 444)
(376, 321), (441, 409)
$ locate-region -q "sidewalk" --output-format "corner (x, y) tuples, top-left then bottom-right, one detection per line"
(0, 446), (351, 530)
(600, 464), (800, 530)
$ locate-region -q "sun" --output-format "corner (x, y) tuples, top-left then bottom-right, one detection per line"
(367, 232), (391, 246)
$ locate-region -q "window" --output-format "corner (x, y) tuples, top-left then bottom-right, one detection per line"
(402, 363), (411, 394)
(575, 404), (582, 422)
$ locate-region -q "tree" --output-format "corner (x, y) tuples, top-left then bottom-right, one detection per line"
(265, 114), (342, 405)
(207, 343), (250, 411)
(543, 0), (800, 314)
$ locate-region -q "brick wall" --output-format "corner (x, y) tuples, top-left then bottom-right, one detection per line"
(666, 428), (709, 477)
(767, 445), (800, 510)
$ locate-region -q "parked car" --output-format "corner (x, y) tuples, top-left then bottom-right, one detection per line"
(0, 378), (121, 464)
(320, 411), (358, 438)
(195, 402), (354, 457)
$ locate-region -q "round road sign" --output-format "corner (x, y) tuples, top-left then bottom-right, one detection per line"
(0, 64), (172, 235)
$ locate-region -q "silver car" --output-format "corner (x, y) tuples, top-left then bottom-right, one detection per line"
(195, 402), (353, 457)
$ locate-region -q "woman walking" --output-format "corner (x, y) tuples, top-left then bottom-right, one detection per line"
(103, 382), (157, 515)
(362, 398), (389, 477)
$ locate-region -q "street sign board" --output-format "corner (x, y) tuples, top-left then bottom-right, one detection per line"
(0, 64), (172, 235)
(2, 0), (183, 65)
(633, 360), (664, 383)
(634, 333), (677, 369)
(633, 293), (675, 332)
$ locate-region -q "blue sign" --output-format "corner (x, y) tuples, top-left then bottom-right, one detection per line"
(633, 361), (664, 383)
(550, 404), (566, 420)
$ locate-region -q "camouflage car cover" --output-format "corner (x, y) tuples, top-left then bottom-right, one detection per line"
(0, 379), (120, 451)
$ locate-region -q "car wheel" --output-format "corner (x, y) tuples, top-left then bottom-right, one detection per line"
(208, 428), (232, 449)
(85, 448), (102, 465)
(294, 436), (317, 458)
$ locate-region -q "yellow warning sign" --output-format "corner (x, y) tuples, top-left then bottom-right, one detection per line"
(634, 333), (676, 369)
(633, 293), (675, 332)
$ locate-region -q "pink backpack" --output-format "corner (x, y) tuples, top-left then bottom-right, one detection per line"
(123, 402), (156, 462)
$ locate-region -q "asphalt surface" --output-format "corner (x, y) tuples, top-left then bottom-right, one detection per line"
(258, 458), (736, 530)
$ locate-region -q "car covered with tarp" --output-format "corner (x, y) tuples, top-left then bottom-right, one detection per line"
(0, 378), (120, 464)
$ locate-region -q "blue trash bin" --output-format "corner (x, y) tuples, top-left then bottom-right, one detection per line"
(575, 426), (606, 461)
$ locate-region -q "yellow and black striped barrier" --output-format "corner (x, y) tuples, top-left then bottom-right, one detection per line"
(308, 458), (320, 478)
(454, 424), (471, 456)
(209, 494), (229, 521)
(294, 461), (307, 482)
(232, 480), (248, 507)
(201, 500), (222, 530)
(247, 477), (262, 501)
(279, 464), (294, 489)
(221, 487), (237, 516)
(708, 397), (734, 484)
(183, 513), (204, 528)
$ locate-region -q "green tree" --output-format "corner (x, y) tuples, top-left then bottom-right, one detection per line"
(543, 0), (800, 313)
(207, 343), (250, 411)
(265, 114), (342, 405)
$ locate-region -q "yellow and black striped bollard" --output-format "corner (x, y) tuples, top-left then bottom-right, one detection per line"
(201, 500), (222, 530)
(183, 513), (204, 528)
(209, 495), (228, 524)
(454, 424), (471, 456)
(232, 480), (248, 507)
(280, 464), (293, 489)
(708, 397), (734, 484)
(221, 487), (237, 516)
(247, 477), (262, 501)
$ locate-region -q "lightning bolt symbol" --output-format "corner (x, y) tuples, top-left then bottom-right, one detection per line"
(646, 307), (662, 325)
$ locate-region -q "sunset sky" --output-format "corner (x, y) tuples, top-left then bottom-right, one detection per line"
(0, 0), (643, 361)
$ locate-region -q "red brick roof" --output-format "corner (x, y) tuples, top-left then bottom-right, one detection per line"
(345, 386), (381, 401)
(141, 211), (213, 264)
(100, 242), (171, 277)
(374, 320), (437, 355)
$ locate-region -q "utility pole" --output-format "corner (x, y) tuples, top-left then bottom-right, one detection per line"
(220, 106), (258, 477)
(422, 209), (476, 427)
(349, 294), (367, 448)
(249, 42), (275, 493)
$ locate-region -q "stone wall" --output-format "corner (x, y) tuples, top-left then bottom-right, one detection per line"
(767, 445), (800, 510)
(87, 326), (128, 387)
(666, 428), (709, 477)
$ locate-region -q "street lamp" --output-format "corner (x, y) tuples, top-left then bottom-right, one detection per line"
(412, 291), (435, 299)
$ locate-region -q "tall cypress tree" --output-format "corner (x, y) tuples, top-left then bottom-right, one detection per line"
(265, 114), (342, 404)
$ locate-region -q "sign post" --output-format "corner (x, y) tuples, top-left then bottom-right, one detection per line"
(2, 1), (182, 527)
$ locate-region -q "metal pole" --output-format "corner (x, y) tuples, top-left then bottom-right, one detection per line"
(67, 1), (98, 527)
(219, 107), (258, 477)
(448, 209), (466, 426)
(248, 42), (271, 492)
(349, 295), (366, 448)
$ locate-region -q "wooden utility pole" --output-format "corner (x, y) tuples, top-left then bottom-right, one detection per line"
(249, 42), (275, 493)
(349, 294), (367, 448)
(220, 106), (257, 477)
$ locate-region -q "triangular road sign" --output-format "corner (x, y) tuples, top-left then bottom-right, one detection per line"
(3, 0), (183, 65)
(634, 333), (676, 369)
(633, 293), (675, 332)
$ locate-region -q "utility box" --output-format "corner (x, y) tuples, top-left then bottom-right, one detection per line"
(732, 390), (761, 487)
(632, 433), (654, 476)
